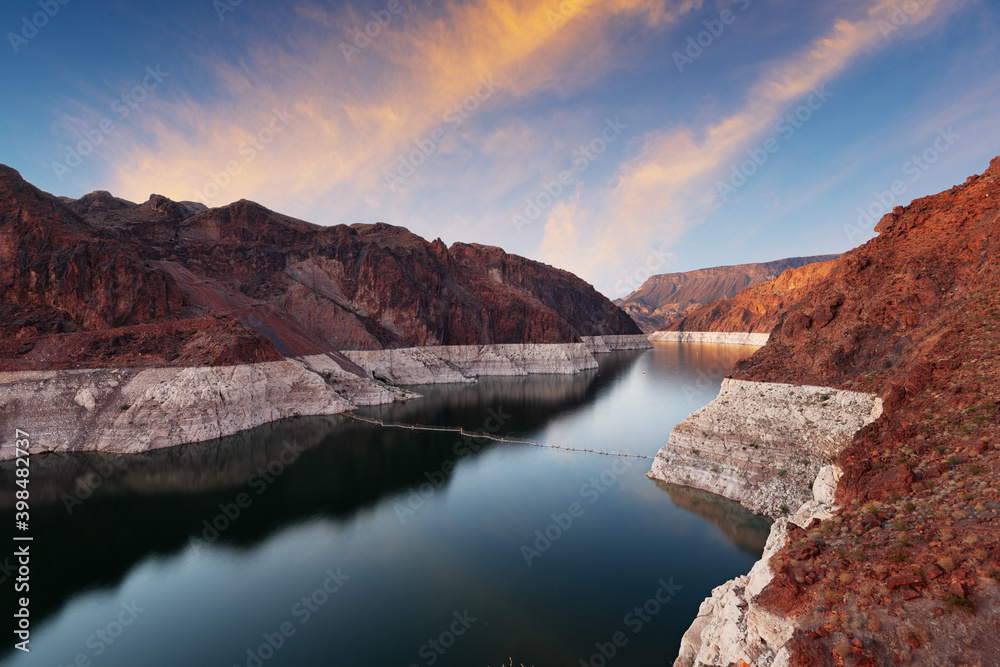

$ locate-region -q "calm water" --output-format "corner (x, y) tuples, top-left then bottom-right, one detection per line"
(1, 343), (770, 667)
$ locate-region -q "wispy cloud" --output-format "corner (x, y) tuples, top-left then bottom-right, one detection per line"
(92, 0), (701, 213)
(41, 0), (979, 297)
(540, 0), (961, 293)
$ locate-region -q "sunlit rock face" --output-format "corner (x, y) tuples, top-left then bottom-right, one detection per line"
(616, 255), (839, 333)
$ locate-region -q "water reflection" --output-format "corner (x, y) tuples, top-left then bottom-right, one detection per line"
(0, 356), (617, 635)
(1, 344), (772, 667)
(653, 480), (772, 554)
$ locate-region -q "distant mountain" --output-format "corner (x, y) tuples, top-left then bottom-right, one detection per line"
(0, 164), (641, 372)
(658, 259), (838, 334)
(615, 255), (840, 332)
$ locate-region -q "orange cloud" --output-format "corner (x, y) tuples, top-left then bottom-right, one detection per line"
(540, 0), (959, 292)
(96, 0), (701, 213)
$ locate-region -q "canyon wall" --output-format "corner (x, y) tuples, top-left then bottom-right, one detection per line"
(0, 165), (646, 458)
(660, 157), (1000, 664)
(656, 259), (837, 336)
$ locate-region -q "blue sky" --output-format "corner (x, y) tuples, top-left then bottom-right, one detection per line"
(2, 0), (998, 296)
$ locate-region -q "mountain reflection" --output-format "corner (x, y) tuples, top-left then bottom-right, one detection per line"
(0, 352), (638, 631)
(654, 480), (773, 554)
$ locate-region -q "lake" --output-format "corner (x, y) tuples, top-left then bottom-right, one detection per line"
(1, 342), (771, 667)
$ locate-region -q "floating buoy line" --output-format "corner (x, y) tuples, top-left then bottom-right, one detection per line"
(341, 412), (654, 460)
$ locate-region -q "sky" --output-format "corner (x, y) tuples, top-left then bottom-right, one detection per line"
(1, 0), (998, 297)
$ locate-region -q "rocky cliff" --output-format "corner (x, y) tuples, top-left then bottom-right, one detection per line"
(664, 156), (1000, 665)
(0, 165), (646, 459)
(658, 259), (837, 336)
(649, 379), (882, 517)
(1, 164), (642, 370)
(616, 255), (838, 332)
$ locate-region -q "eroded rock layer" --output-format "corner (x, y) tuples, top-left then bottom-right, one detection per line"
(0, 354), (405, 459)
(647, 331), (770, 346)
(648, 379), (881, 518)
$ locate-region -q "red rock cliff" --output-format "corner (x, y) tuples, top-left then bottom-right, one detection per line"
(616, 255), (838, 332)
(660, 259), (838, 335)
(0, 165), (640, 371)
(725, 156), (1000, 664)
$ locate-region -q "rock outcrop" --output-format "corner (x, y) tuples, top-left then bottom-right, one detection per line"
(616, 255), (838, 332)
(673, 466), (844, 667)
(648, 379), (881, 517)
(663, 157), (1000, 664)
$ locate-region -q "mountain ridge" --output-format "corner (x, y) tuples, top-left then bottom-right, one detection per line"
(0, 164), (641, 372)
(615, 254), (840, 332)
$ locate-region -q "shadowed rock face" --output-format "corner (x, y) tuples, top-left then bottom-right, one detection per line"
(0, 166), (189, 333)
(615, 255), (839, 332)
(0, 165), (640, 371)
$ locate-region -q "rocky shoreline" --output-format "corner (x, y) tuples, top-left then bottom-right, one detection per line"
(649, 378), (882, 665)
(648, 331), (770, 346)
(672, 465), (846, 667)
(344, 335), (651, 384)
(0, 335), (650, 460)
(648, 378), (882, 518)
